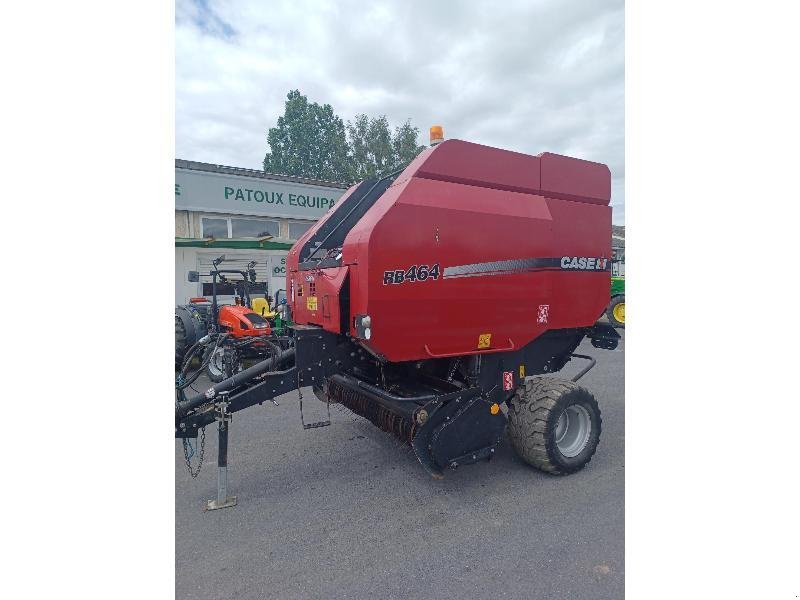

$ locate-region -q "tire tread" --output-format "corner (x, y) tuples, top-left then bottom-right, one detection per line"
(507, 376), (602, 475)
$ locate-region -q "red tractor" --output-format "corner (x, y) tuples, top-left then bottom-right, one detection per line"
(177, 257), (281, 383)
(176, 135), (619, 511)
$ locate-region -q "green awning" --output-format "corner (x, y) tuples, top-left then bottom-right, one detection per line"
(175, 236), (295, 250)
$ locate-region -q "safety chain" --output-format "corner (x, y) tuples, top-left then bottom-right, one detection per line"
(297, 382), (304, 424)
(183, 426), (206, 478)
(447, 357), (461, 382)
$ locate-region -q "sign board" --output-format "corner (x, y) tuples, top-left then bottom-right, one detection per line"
(268, 254), (289, 298)
(175, 167), (347, 220)
(268, 254), (287, 279)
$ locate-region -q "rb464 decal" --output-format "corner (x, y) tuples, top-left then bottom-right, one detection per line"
(383, 264), (441, 285)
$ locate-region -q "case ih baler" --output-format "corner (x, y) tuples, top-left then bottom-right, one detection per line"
(176, 137), (619, 510)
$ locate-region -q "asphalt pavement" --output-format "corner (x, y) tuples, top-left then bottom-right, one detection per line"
(176, 330), (624, 599)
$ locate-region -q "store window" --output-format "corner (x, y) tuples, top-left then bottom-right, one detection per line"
(231, 218), (279, 238)
(201, 216), (280, 238)
(201, 217), (229, 238)
(288, 221), (313, 239)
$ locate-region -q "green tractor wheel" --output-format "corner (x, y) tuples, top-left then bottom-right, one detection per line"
(607, 295), (625, 328)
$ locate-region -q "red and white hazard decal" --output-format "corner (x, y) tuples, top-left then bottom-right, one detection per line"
(537, 304), (550, 324)
(503, 371), (514, 391)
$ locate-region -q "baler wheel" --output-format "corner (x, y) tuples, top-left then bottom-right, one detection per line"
(607, 295), (625, 328)
(507, 377), (601, 475)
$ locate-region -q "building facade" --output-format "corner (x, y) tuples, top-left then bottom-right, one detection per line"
(175, 159), (348, 304)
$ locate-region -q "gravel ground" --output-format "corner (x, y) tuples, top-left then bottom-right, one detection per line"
(176, 331), (624, 599)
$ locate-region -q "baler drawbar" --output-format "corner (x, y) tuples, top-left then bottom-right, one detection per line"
(176, 136), (620, 510)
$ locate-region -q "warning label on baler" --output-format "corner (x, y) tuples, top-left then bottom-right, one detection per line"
(503, 371), (514, 391)
(477, 333), (492, 349)
(537, 304), (549, 324)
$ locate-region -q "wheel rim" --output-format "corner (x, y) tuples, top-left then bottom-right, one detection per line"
(554, 404), (592, 457)
(208, 346), (225, 378)
(613, 302), (625, 323)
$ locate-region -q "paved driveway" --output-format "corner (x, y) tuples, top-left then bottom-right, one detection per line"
(176, 333), (624, 599)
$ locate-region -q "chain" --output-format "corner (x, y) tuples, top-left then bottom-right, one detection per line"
(447, 357), (461, 382)
(182, 426), (206, 478)
(297, 381), (304, 426)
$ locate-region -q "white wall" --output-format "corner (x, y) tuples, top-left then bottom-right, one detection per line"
(175, 247), (289, 305)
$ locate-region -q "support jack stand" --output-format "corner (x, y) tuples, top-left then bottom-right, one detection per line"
(205, 393), (238, 511)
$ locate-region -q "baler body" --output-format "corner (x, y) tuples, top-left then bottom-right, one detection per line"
(286, 139), (612, 363)
(177, 139), (619, 483)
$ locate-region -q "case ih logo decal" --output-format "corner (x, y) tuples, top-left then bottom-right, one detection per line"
(388, 257), (610, 284)
(383, 264), (441, 285)
(560, 256), (608, 271)
(442, 257), (610, 279)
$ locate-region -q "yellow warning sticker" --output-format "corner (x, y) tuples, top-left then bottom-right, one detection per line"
(519, 364), (525, 378)
(306, 296), (318, 311)
(477, 333), (492, 349)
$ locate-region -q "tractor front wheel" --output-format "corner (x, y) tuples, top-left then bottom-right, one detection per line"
(203, 345), (242, 383)
(607, 295), (625, 328)
(507, 377), (601, 475)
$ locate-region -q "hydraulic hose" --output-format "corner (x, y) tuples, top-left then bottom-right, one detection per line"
(176, 347), (296, 418)
(180, 333), (218, 374)
(177, 333), (226, 390)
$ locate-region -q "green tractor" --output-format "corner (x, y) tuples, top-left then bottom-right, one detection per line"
(606, 244), (625, 328)
(270, 289), (293, 335)
(607, 276), (625, 328)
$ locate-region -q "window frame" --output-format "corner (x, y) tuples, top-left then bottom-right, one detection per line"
(200, 215), (281, 239)
(200, 216), (232, 239)
(288, 219), (314, 240)
(230, 216), (280, 238)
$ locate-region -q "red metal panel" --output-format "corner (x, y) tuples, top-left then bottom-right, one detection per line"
(405, 140), (610, 205)
(545, 198), (612, 329)
(538, 152), (611, 204)
(413, 139), (542, 195)
(289, 265), (348, 333)
(346, 176), (556, 361)
(286, 139), (612, 363)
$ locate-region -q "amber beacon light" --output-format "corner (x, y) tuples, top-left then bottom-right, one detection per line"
(429, 125), (444, 146)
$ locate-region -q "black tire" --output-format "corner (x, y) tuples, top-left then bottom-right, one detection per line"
(607, 295), (625, 328)
(175, 305), (209, 367)
(507, 377), (601, 475)
(175, 314), (188, 368)
(202, 345), (234, 383)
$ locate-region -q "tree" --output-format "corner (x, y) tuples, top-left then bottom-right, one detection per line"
(263, 90), (350, 182)
(346, 115), (426, 180)
(263, 90), (426, 183)
(392, 120), (426, 168)
(346, 114), (394, 181)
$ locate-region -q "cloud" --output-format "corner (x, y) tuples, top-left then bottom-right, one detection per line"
(177, 0), (236, 39)
(176, 0), (625, 223)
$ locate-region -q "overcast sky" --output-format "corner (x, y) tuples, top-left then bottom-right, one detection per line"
(176, 0), (625, 223)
